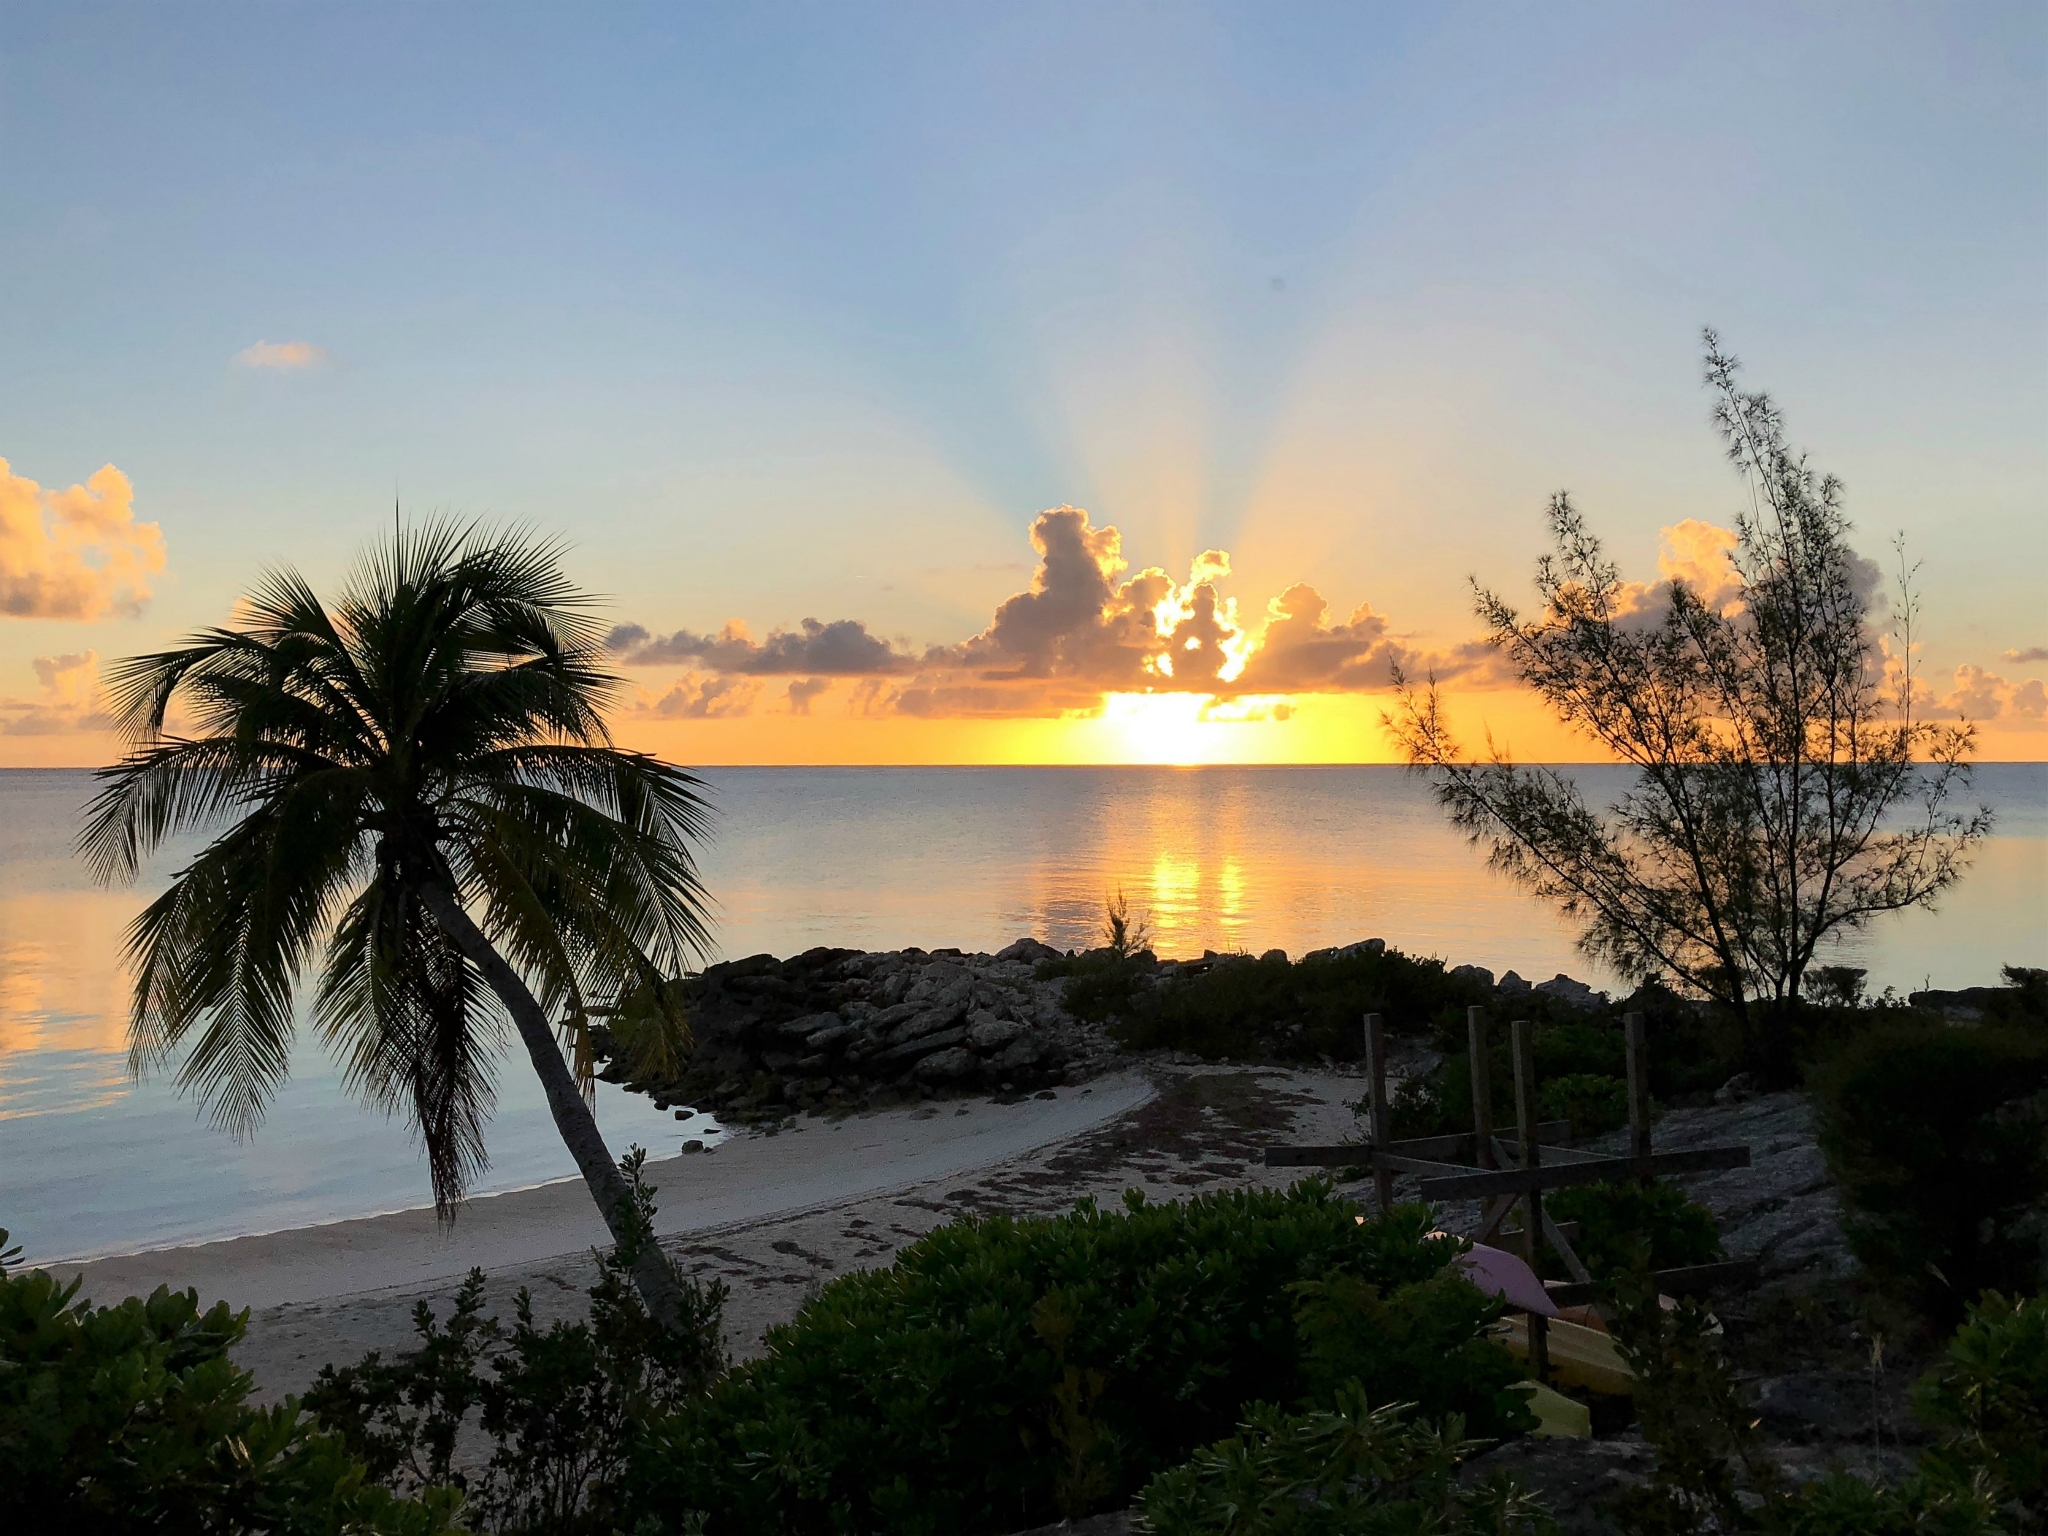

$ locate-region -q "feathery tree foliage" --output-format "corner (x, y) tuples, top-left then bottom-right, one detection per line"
(1389, 332), (1989, 1076)
(82, 524), (712, 1328)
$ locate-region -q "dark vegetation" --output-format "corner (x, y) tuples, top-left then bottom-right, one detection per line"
(1133, 1383), (1559, 1535)
(1609, 1285), (2046, 1534)
(0, 1228), (462, 1535)
(306, 1151), (727, 1535)
(619, 1186), (1532, 1535)
(1815, 980), (2048, 1323)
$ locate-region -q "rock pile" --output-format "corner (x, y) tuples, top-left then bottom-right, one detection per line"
(602, 937), (1119, 1120)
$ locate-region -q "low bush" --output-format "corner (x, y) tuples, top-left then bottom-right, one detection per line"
(310, 1150), (727, 1536)
(1607, 1280), (2041, 1535)
(1545, 1180), (1724, 1281)
(1913, 1291), (2048, 1526)
(622, 1185), (1532, 1536)
(0, 1228), (463, 1535)
(1540, 1072), (1633, 1137)
(1134, 1382), (1557, 1536)
(1086, 945), (1496, 1061)
(1816, 1019), (2048, 1321)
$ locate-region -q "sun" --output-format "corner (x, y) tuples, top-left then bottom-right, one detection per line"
(1094, 693), (1299, 766)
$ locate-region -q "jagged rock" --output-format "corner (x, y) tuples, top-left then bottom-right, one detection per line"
(869, 1025), (970, 1069)
(1260, 948), (1288, 963)
(914, 1046), (980, 1082)
(1450, 963), (1495, 989)
(966, 1011), (1026, 1051)
(997, 936), (1064, 964)
(1497, 969), (1531, 996)
(775, 1010), (841, 1040)
(1533, 973), (1600, 1008)
(993, 1035), (1046, 1072)
(884, 1000), (970, 1046)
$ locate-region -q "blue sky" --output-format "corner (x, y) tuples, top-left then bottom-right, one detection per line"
(3, 1), (2043, 760)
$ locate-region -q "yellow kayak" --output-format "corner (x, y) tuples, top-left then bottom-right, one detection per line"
(1492, 1313), (1637, 1397)
(1509, 1378), (1593, 1438)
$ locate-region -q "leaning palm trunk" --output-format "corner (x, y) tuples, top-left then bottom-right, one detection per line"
(83, 523), (714, 1329)
(416, 881), (691, 1331)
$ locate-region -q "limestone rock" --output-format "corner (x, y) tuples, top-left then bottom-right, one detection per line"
(966, 1011), (1026, 1051)
(914, 1046), (979, 1082)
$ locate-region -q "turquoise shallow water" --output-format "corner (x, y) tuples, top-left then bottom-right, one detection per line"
(1, 764), (2041, 1264)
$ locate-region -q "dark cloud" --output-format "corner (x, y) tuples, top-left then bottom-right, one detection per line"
(2003, 646), (2048, 666)
(610, 617), (917, 675)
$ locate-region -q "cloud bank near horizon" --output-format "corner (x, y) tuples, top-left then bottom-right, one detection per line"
(614, 506), (1484, 722)
(611, 506), (2041, 733)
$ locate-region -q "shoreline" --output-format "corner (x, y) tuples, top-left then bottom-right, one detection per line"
(52, 1073), (1156, 1312)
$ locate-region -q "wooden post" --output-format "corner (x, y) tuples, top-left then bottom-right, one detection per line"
(1467, 1007), (1494, 1170)
(1365, 1013), (1394, 1213)
(1623, 1010), (1652, 1177)
(1511, 1018), (1549, 1382)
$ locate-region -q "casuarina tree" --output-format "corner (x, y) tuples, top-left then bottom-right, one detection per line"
(1389, 331), (1990, 1077)
(82, 524), (712, 1328)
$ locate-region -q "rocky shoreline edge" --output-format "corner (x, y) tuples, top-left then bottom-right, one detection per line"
(597, 935), (1637, 1126)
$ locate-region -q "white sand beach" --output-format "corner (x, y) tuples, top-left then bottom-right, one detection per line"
(51, 1067), (1371, 1401)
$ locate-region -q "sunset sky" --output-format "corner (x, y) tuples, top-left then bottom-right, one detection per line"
(2, 2), (2043, 766)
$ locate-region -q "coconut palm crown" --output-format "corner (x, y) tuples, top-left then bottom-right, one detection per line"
(81, 524), (711, 1324)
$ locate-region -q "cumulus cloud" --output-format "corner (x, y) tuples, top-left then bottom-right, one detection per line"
(1, 650), (112, 736)
(613, 507), (1840, 721)
(1941, 664), (2048, 724)
(641, 671), (761, 720)
(233, 340), (330, 371)
(785, 677), (832, 715)
(0, 458), (167, 619)
(609, 617), (918, 675)
(2002, 646), (2048, 666)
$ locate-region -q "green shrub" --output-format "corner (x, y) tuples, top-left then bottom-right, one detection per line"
(1816, 1020), (2048, 1320)
(310, 1150), (726, 1536)
(1540, 1072), (1633, 1137)
(1291, 1271), (1532, 1429)
(1545, 1180), (1723, 1281)
(1913, 1291), (2048, 1526)
(623, 1186), (1528, 1536)
(1100, 945), (1495, 1061)
(1133, 1382), (1556, 1536)
(1606, 1280), (2036, 1536)
(0, 1236), (463, 1535)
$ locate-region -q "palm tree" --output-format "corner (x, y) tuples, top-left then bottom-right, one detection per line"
(81, 524), (712, 1329)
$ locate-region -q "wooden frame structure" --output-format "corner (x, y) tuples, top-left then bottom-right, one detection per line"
(1266, 1007), (1755, 1377)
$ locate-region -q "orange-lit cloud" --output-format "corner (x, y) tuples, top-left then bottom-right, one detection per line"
(612, 505), (1565, 722)
(638, 671), (763, 720)
(1, 651), (111, 736)
(1942, 663), (2048, 726)
(0, 458), (167, 619)
(2003, 646), (2048, 666)
(232, 339), (330, 371)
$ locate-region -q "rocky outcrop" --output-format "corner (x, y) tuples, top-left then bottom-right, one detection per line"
(599, 941), (1120, 1120)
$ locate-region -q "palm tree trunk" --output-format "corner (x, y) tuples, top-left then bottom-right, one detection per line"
(416, 879), (693, 1333)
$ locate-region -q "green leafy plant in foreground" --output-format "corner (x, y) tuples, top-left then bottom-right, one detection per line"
(309, 1148), (727, 1536)
(1134, 1382), (1556, 1536)
(1816, 1016), (2048, 1322)
(623, 1184), (1532, 1536)
(1545, 1179), (1724, 1281)
(1607, 1281), (2037, 1535)
(0, 1253), (464, 1535)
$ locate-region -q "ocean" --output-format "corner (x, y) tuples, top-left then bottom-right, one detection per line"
(2, 764), (2042, 1265)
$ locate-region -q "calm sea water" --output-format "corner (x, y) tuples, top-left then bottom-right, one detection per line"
(2, 764), (2042, 1264)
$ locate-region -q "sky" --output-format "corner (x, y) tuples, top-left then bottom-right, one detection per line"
(2, 1), (2043, 766)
